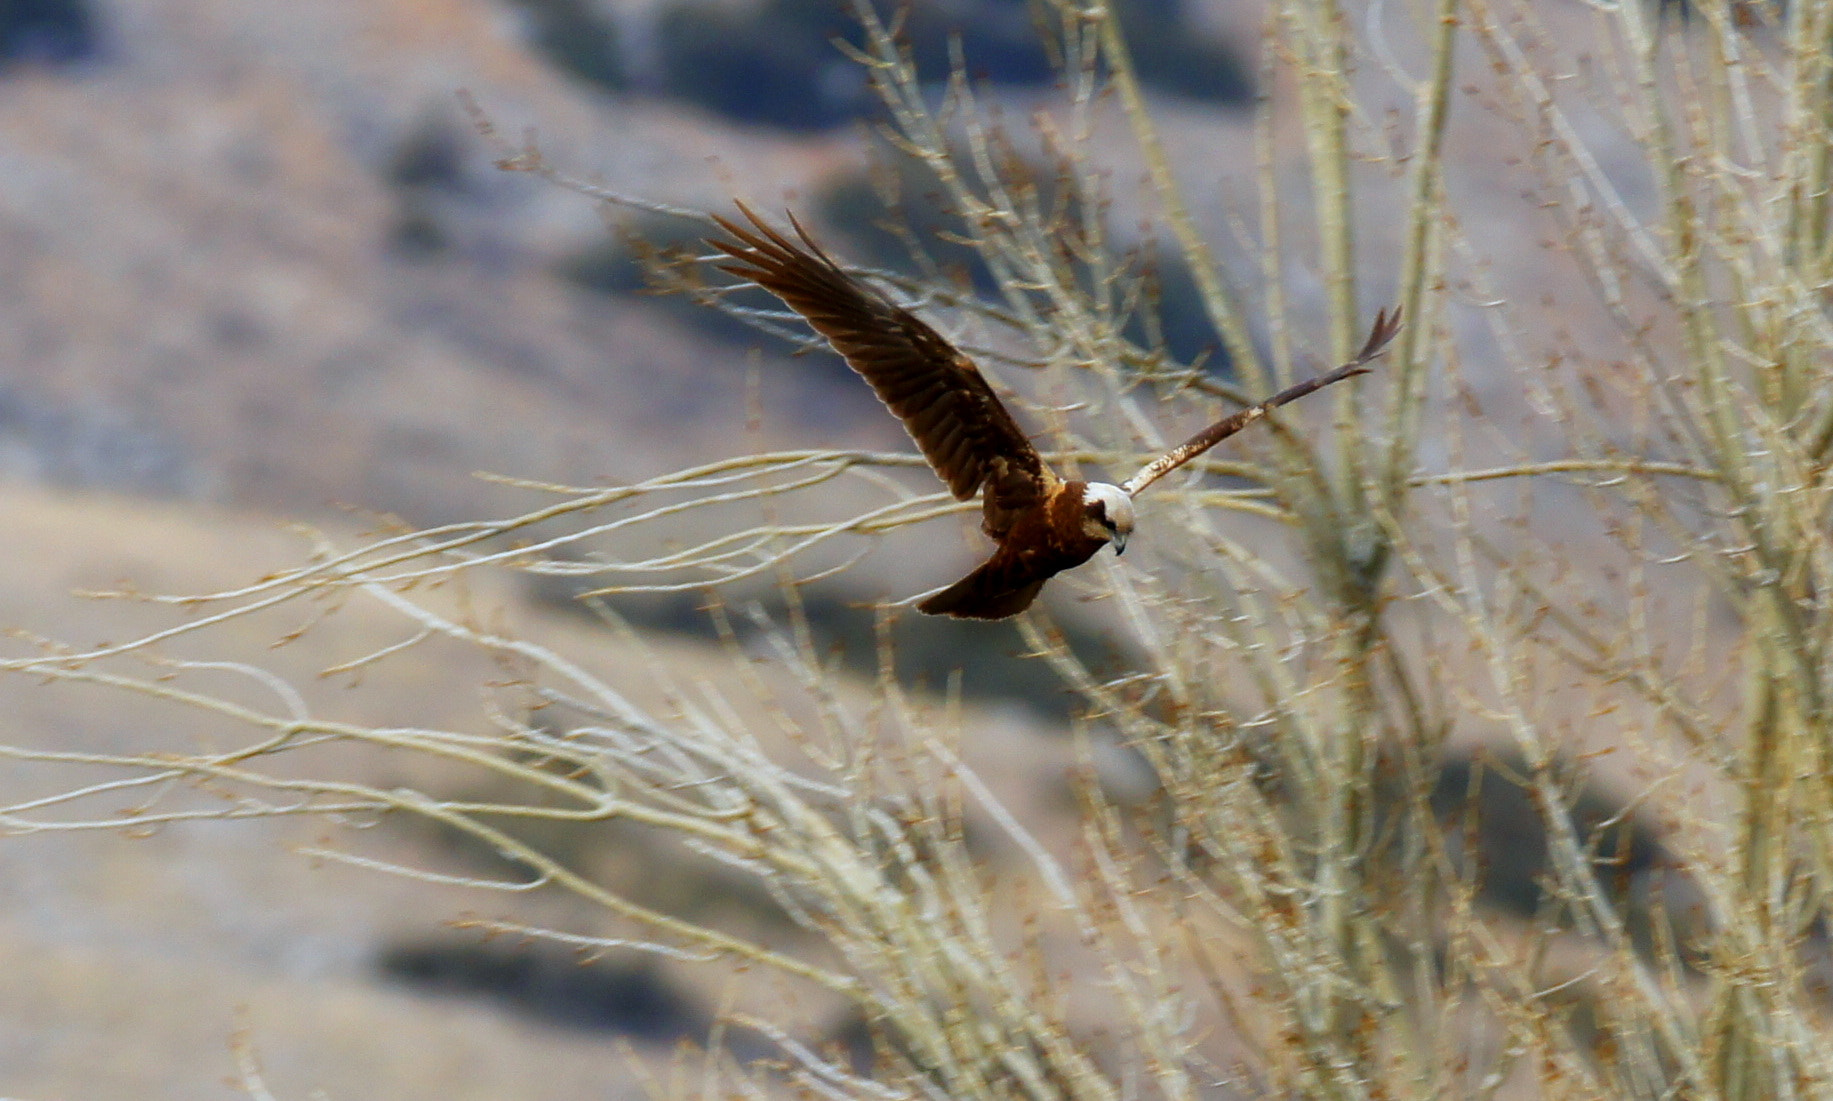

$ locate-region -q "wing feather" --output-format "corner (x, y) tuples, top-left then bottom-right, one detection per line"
(710, 203), (1050, 507)
(916, 549), (1050, 620)
(1120, 307), (1403, 498)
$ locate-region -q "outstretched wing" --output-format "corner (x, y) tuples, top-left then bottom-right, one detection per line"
(710, 203), (1052, 508)
(1121, 307), (1402, 498)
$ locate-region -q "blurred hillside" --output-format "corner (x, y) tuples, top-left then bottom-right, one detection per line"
(0, 0), (1251, 522)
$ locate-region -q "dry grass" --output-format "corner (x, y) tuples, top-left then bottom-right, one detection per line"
(8, 0), (1833, 1098)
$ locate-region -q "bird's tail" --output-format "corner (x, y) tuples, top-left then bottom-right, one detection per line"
(917, 559), (1046, 620)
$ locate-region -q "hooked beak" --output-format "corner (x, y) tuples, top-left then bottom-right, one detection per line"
(1112, 531), (1128, 556)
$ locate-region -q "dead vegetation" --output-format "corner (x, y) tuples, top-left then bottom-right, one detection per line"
(8, 0), (1833, 1098)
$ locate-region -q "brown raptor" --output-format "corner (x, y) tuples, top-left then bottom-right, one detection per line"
(711, 204), (1401, 619)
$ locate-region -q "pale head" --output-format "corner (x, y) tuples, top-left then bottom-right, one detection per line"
(1081, 482), (1135, 554)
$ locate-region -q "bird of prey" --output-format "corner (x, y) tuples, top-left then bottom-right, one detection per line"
(710, 204), (1401, 620)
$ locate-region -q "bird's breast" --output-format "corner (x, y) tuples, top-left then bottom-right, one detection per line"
(1018, 481), (1109, 570)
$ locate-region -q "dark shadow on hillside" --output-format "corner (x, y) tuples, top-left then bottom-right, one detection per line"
(0, 0), (100, 70)
(530, 578), (1136, 724)
(379, 942), (712, 1040)
(1657, 0), (1779, 28)
(558, 212), (805, 357)
(1424, 751), (1678, 921)
(504, 0), (1250, 132)
(501, 0), (626, 92)
(817, 166), (1230, 374)
(383, 115), (483, 259)
(1381, 746), (1709, 966)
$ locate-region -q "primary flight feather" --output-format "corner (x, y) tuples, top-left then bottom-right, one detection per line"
(710, 203), (1400, 620)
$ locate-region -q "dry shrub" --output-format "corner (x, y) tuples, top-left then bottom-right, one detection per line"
(9, 1), (1833, 1098)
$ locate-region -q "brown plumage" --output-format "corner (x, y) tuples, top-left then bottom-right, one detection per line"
(710, 203), (1401, 620)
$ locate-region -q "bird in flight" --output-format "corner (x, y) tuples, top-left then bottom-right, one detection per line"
(710, 204), (1401, 620)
